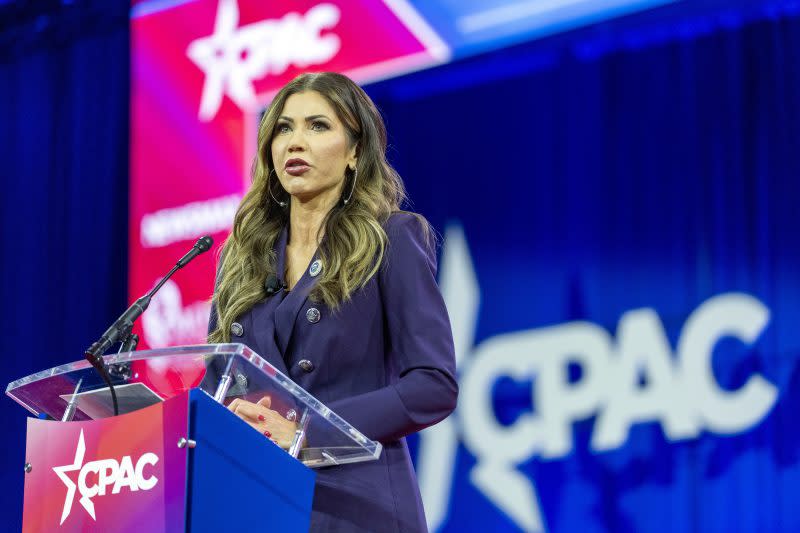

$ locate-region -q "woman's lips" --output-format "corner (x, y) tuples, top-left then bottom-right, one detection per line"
(285, 165), (311, 176)
(285, 158), (310, 176)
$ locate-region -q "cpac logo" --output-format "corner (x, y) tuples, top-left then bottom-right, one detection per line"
(187, 0), (341, 121)
(53, 430), (159, 525)
(142, 279), (212, 348)
(417, 226), (779, 532)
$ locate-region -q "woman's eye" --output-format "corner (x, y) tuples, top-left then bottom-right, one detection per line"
(311, 121), (329, 131)
(276, 124), (291, 134)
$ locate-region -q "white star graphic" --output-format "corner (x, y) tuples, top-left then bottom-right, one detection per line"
(52, 430), (96, 524)
(417, 224), (547, 532)
(186, 0), (254, 121)
(186, 1), (342, 121)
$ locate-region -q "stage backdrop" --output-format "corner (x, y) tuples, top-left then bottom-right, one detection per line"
(367, 6), (800, 530)
(128, 0), (683, 350)
(0, 1), (131, 529)
(2, 1), (800, 532)
(120, 1), (798, 532)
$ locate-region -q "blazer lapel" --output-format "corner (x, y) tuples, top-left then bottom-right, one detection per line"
(273, 231), (321, 356)
(242, 228), (291, 375)
(242, 301), (288, 377)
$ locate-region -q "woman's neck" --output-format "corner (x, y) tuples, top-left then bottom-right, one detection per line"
(288, 193), (337, 249)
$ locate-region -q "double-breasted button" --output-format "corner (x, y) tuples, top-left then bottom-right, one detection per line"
(309, 259), (323, 277)
(285, 409), (297, 422)
(230, 322), (244, 337)
(306, 307), (321, 323)
(298, 359), (315, 373)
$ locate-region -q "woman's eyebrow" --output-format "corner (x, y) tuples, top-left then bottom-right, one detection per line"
(278, 114), (330, 123)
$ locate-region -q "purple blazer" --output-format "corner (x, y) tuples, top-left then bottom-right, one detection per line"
(209, 212), (458, 532)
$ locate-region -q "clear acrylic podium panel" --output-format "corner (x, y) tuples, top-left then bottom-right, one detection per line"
(5, 343), (382, 468)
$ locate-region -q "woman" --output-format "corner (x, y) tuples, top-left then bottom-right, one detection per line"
(207, 72), (458, 532)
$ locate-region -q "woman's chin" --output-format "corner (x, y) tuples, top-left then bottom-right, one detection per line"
(286, 185), (342, 207)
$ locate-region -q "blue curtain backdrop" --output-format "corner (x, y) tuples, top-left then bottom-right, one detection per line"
(1, 0), (799, 531)
(0, 1), (130, 528)
(365, 3), (800, 531)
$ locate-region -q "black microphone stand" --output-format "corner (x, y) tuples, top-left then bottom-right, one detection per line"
(118, 333), (139, 353)
(84, 236), (213, 416)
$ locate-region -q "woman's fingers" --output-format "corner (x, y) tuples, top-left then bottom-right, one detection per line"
(257, 395), (272, 409)
(238, 418), (279, 442)
(230, 398), (283, 426)
(227, 398), (240, 412)
(232, 399), (268, 422)
(225, 397), (297, 450)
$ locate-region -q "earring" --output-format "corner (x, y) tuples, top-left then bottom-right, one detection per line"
(268, 169), (287, 208)
(342, 167), (357, 205)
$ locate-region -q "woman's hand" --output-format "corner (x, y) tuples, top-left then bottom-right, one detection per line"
(227, 396), (297, 450)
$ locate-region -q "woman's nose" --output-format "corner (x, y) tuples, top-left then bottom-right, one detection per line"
(288, 130), (307, 152)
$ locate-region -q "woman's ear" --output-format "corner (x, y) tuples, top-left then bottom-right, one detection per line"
(347, 143), (358, 170)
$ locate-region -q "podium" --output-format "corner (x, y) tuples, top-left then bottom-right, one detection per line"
(5, 343), (383, 532)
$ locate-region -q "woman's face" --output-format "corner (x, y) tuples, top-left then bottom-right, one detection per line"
(270, 90), (357, 205)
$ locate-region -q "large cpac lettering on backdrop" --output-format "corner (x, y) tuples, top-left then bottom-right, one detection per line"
(416, 225), (779, 533)
(187, 0), (341, 120)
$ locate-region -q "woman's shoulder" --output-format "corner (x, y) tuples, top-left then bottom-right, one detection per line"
(381, 210), (438, 271)
(384, 210), (431, 238)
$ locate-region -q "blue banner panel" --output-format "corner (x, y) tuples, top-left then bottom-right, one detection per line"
(365, 3), (800, 531)
(407, 0), (676, 58)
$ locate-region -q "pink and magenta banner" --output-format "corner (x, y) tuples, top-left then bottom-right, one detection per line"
(130, 0), (448, 349)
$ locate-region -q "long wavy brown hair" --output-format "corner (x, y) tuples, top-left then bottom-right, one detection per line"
(208, 72), (412, 343)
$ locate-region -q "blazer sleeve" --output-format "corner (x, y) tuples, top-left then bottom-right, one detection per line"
(327, 213), (459, 443)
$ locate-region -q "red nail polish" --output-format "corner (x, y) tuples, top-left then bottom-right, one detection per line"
(263, 430), (272, 438)
(258, 414), (266, 422)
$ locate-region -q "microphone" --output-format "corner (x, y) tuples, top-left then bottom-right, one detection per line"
(85, 235), (214, 367)
(177, 235), (213, 268)
(84, 235), (214, 417)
